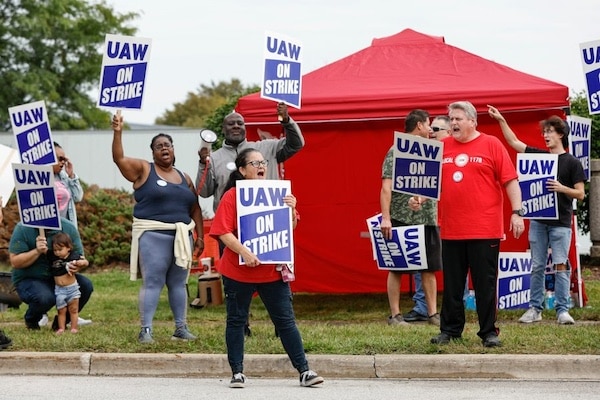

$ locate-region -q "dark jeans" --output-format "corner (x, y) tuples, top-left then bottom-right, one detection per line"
(440, 239), (500, 340)
(222, 275), (308, 374)
(15, 275), (94, 325)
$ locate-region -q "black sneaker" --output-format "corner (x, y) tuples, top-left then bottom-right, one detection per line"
(229, 372), (246, 388)
(430, 332), (460, 345)
(299, 370), (324, 387)
(482, 333), (502, 348)
(25, 320), (41, 331)
(0, 330), (12, 350)
(403, 309), (429, 322)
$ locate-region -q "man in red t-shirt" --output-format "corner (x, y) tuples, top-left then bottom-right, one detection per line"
(430, 101), (525, 348)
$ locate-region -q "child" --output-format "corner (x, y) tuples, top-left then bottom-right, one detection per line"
(49, 232), (83, 334)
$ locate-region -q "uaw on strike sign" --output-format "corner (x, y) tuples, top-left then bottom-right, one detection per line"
(236, 180), (294, 265)
(12, 163), (60, 229)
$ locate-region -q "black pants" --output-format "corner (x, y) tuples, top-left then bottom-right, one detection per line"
(440, 239), (500, 339)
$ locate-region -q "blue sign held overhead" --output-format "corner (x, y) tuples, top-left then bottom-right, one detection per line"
(8, 100), (56, 165)
(261, 32), (303, 109)
(579, 39), (600, 115)
(98, 34), (152, 110)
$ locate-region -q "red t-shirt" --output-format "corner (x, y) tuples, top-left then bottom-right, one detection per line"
(439, 133), (517, 240)
(209, 188), (281, 283)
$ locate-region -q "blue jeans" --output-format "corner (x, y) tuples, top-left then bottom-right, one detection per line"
(528, 220), (572, 314)
(15, 274), (93, 325)
(222, 275), (308, 375)
(411, 273), (428, 316)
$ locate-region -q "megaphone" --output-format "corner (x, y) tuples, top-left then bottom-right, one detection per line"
(199, 129), (217, 150)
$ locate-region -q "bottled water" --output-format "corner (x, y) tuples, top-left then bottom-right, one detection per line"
(465, 290), (476, 310)
(545, 290), (555, 310)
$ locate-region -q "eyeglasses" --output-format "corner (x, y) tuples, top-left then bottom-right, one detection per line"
(431, 126), (447, 132)
(246, 160), (269, 168)
(152, 142), (173, 151)
(58, 156), (67, 162)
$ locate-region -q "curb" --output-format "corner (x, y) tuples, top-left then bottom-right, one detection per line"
(0, 353), (599, 380)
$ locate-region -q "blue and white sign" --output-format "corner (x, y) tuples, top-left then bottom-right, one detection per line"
(567, 115), (592, 181)
(392, 132), (443, 200)
(517, 153), (558, 219)
(497, 252), (532, 310)
(261, 31), (302, 108)
(98, 34), (152, 110)
(236, 180), (293, 264)
(8, 101), (56, 165)
(366, 213), (427, 271)
(580, 39), (600, 115)
(12, 163), (60, 229)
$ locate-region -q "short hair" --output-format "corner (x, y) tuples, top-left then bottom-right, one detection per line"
(52, 232), (73, 250)
(404, 109), (430, 132)
(433, 115), (450, 126)
(541, 116), (570, 148)
(448, 101), (477, 125)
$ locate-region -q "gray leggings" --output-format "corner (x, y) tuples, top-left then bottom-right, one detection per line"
(138, 230), (191, 329)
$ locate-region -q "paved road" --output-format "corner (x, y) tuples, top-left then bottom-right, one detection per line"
(2, 375), (600, 400)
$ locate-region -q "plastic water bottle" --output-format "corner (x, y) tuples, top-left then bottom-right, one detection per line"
(465, 290), (476, 310)
(545, 290), (555, 310)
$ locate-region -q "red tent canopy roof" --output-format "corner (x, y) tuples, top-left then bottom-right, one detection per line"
(237, 28), (568, 123)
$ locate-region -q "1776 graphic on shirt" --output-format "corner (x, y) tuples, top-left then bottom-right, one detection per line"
(236, 180), (294, 265)
(366, 213), (427, 271)
(517, 153), (558, 219)
(392, 132), (443, 200)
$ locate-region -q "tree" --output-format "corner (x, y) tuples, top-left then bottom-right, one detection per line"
(155, 79), (255, 127)
(569, 90), (600, 234)
(0, 0), (138, 130)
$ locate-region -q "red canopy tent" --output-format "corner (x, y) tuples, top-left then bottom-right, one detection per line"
(236, 29), (572, 294)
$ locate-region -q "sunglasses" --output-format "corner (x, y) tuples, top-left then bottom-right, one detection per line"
(58, 156), (67, 162)
(431, 126), (447, 132)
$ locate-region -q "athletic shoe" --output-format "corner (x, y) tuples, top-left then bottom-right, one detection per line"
(518, 307), (542, 323)
(482, 333), (502, 348)
(430, 332), (461, 345)
(299, 370), (324, 387)
(403, 309), (428, 322)
(38, 314), (49, 327)
(0, 330), (12, 350)
(138, 327), (154, 344)
(26, 319), (41, 331)
(76, 317), (92, 326)
(229, 372), (246, 388)
(428, 313), (440, 326)
(387, 314), (410, 326)
(171, 325), (197, 341)
(557, 311), (575, 325)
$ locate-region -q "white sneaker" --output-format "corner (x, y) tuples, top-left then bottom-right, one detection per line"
(75, 317), (92, 326)
(518, 307), (542, 323)
(229, 373), (246, 388)
(557, 311), (575, 325)
(38, 314), (49, 327)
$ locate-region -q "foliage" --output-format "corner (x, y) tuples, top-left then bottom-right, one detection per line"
(155, 79), (258, 127)
(569, 91), (600, 234)
(0, 0), (139, 130)
(0, 269), (598, 354)
(0, 182), (134, 267)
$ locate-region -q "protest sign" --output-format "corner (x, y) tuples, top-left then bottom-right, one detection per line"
(579, 39), (600, 115)
(236, 180), (293, 264)
(0, 144), (20, 206)
(12, 163), (60, 230)
(261, 31), (302, 108)
(497, 252), (532, 310)
(391, 132), (443, 199)
(517, 153), (558, 219)
(567, 115), (592, 181)
(8, 100), (56, 165)
(366, 213), (427, 271)
(97, 34), (152, 110)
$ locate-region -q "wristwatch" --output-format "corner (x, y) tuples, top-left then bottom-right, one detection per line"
(512, 209), (525, 217)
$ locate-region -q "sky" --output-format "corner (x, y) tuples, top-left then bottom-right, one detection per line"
(109, 0), (600, 125)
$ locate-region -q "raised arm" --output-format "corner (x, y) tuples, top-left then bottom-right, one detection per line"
(111, 112), (147, 185)
(488, 105), (527, 153)
(275, 103), (305, 163)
